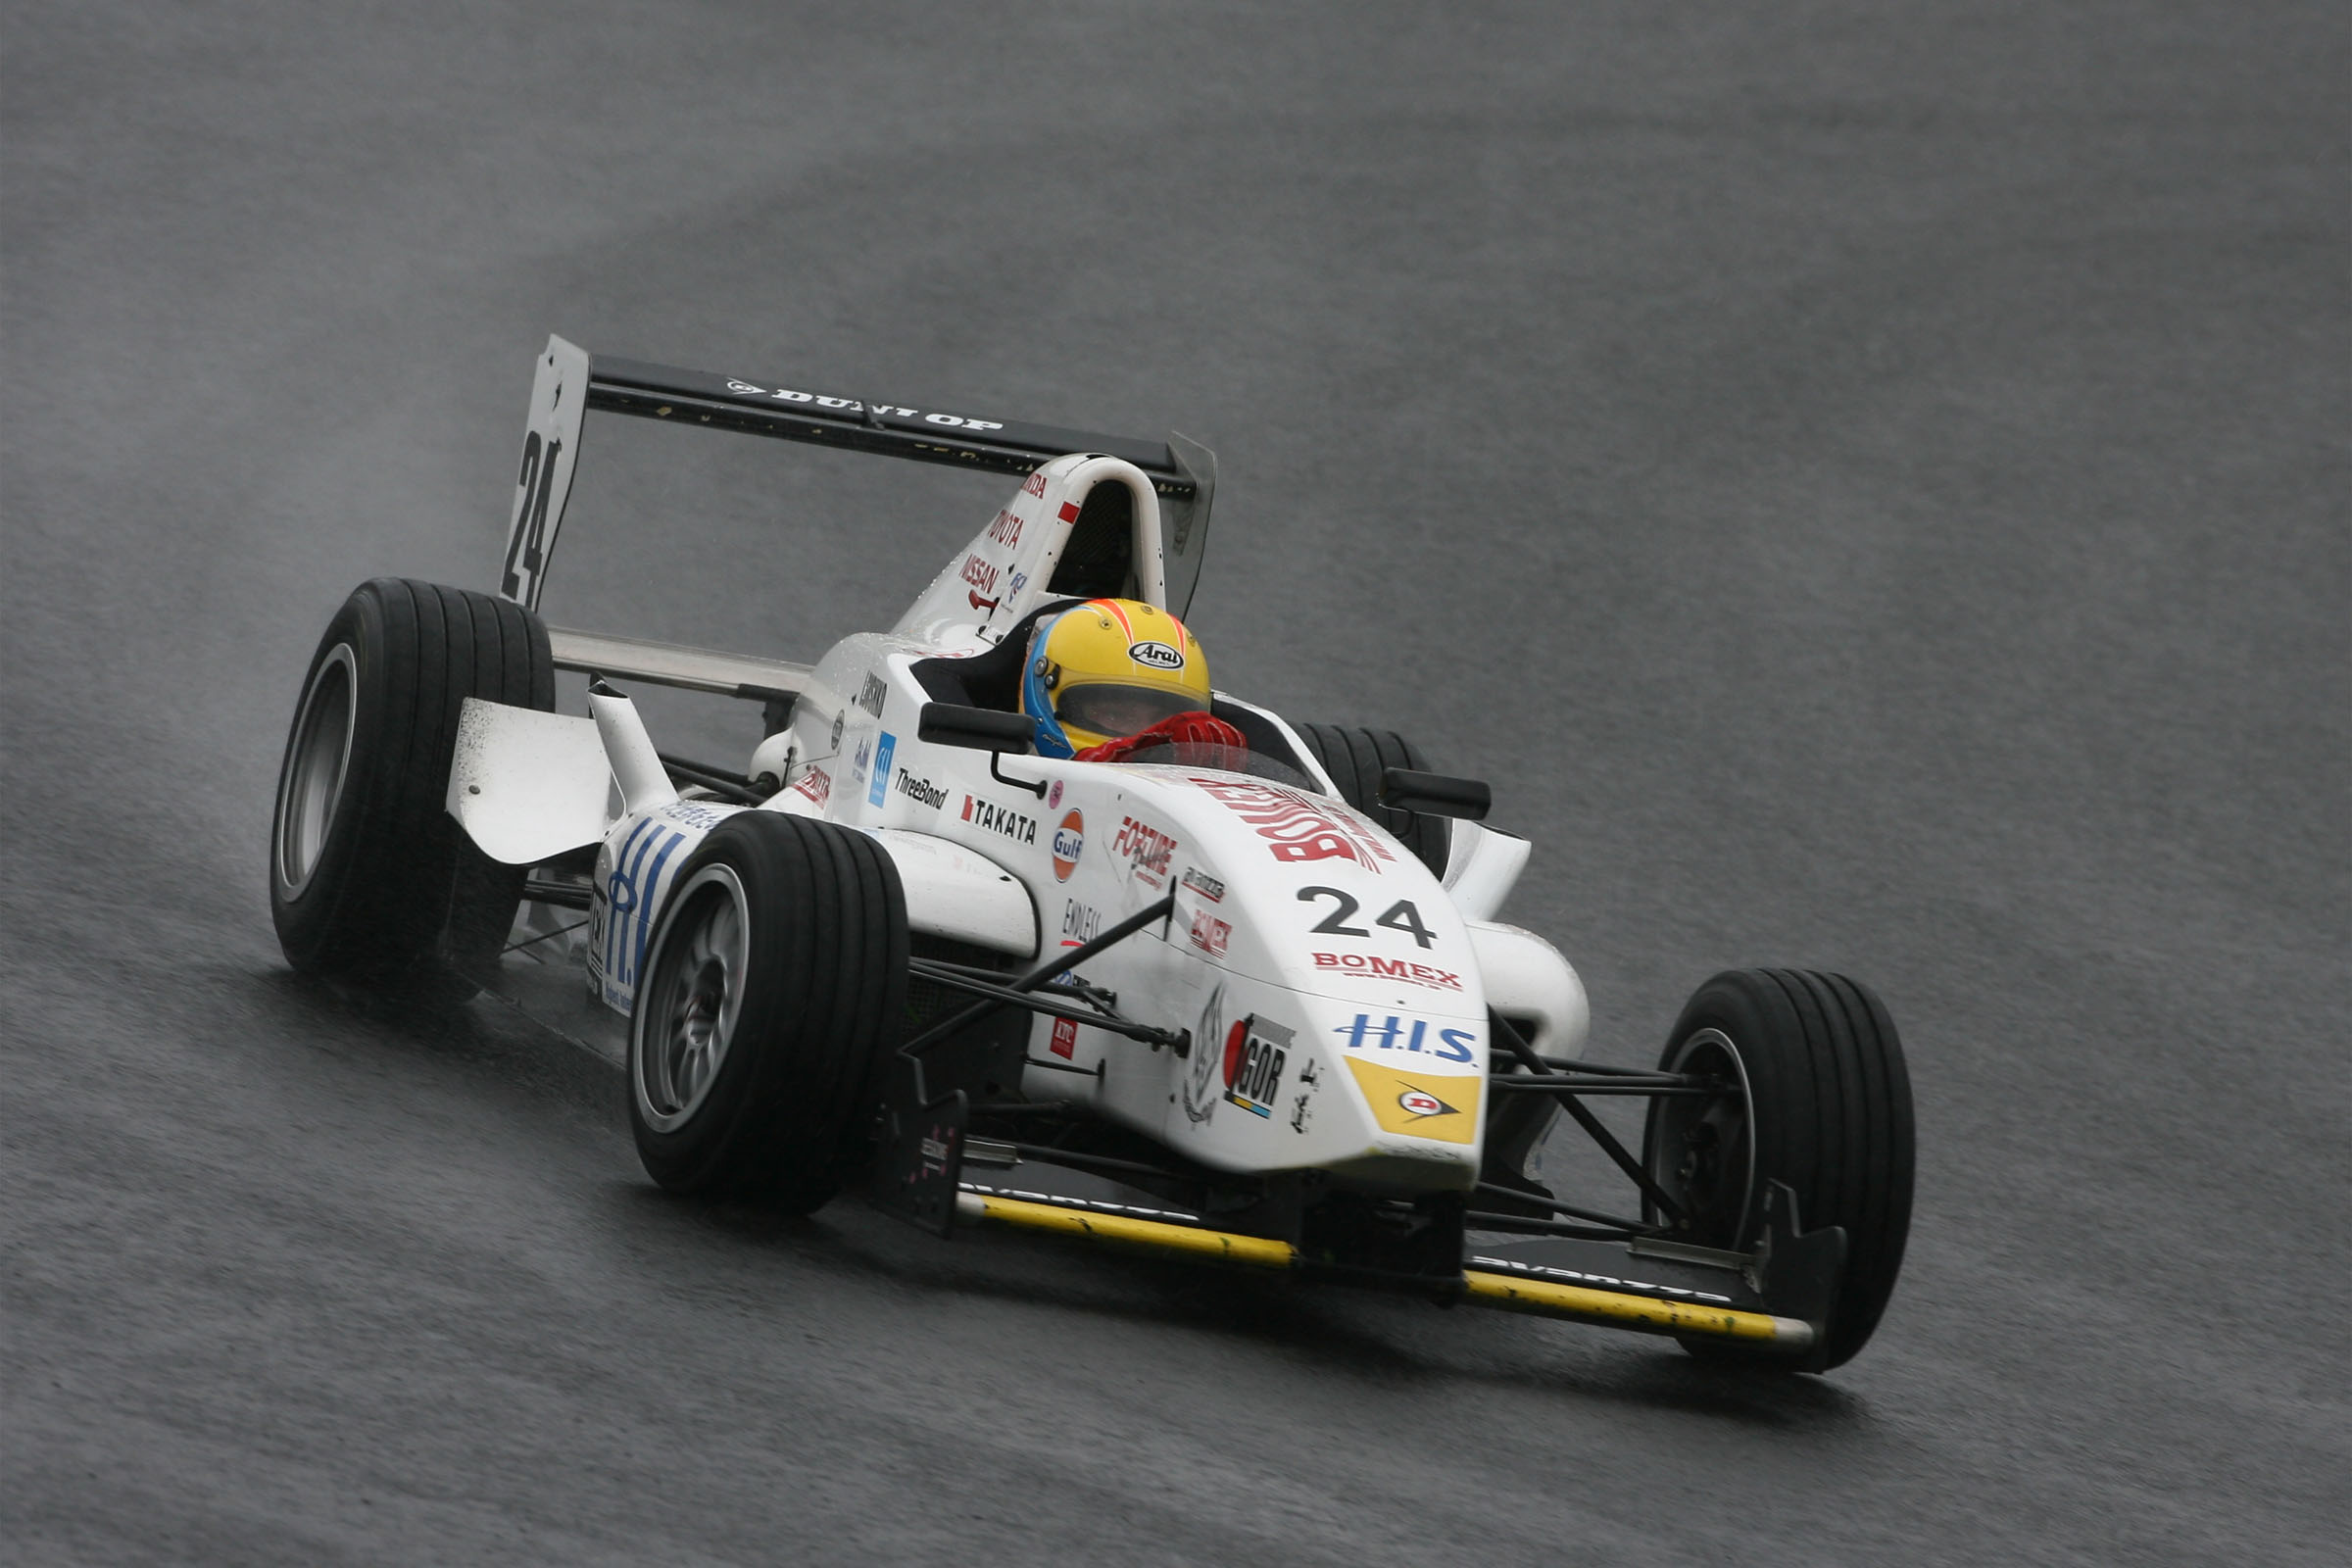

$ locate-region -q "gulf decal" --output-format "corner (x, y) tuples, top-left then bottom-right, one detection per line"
(1052, 809), (1084, 881)
(1343, 1056), (1479, 1145)
(1189, 777), (1398, 870)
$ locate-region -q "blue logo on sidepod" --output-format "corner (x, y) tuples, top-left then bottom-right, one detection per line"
(868, 732), (896, 807)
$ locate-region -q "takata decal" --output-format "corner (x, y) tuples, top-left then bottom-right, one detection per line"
(1052, 809), (1084, 881)
(595, 818), (690, 1009)
(792, 765), (831, 807)
(1310, 953), (1461, 991)
(855, 671), (888, 719)
(1111, 814), (1177, 887)
(1332, 1013), (1478, 1064)
(1189, 777), (1397, 870)
(1223, 1017), (1291, 1119)
(1188, 909), (1230, 957)
(892, 769), (947, 810)
(868, 732), (897, 808)
(1059, 899), (1102, 948)
(961, 794), (1037, 845)
(1129, 640), (1183, 671)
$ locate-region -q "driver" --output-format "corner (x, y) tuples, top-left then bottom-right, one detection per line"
(1020, 598), (1247, 762)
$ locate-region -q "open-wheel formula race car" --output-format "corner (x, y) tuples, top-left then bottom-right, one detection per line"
(270, 338), (1915, 1373)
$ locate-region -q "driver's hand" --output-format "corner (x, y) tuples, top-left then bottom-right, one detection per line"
(1073, 711), (1247, 763)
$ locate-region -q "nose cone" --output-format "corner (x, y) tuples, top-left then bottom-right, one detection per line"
(1180, 985), (1487, 1193)
(1318, 1005), (1487, 1158)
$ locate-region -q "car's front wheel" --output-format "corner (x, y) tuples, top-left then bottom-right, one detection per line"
(629, 812), (909, 1211)
(1642, 968), (1914, 1371)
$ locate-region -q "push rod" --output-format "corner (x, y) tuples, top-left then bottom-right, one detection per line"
(1487, 1078), (1729, 1098)
(905, 959), (1182, 1048)
(900, 896), (1175, 1056)
(656, 754), (765, 805)
(1489, 1013), (1687, 1224)
(1484, 1053), (1678, 1077)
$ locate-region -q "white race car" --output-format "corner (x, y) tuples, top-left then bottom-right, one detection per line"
(270, 338), (1915, 1372)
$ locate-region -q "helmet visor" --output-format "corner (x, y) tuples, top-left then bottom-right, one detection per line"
(1055, 682), (1204, 740)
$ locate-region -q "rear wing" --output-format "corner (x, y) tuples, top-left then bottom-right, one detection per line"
(498, 335), (1217, 619)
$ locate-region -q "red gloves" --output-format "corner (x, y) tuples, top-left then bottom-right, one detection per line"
(1074, 711), (1248, 763)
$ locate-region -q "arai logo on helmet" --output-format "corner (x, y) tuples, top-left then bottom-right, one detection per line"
(1052, 809), (1085, 881)
(1128, 640), (1184, 671)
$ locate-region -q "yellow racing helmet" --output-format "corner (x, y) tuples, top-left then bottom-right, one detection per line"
(1021, 598), (1211, 757)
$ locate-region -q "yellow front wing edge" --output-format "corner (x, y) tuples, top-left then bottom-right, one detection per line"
(955, 1192), (1813, 1349)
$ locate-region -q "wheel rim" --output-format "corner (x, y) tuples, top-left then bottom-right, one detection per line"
(1647, 1027), (1756, 1245)
(633, 866), (751, 1134)
(274, 643), (358, 896)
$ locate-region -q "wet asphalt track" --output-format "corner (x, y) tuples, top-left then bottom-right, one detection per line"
(4, 4), (2345, 1563)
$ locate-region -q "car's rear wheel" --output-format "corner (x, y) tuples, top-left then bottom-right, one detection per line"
(1294, 723), (1449, 876)
(270, 577), (554, 991)
(629, 812), (909, 1211)
(1642, 968), (1914, 1371)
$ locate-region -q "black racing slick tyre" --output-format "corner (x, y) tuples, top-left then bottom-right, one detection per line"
(1295, 724), (1449, 876)
(1642, 969), (1914, 1372)
(628, 813), (910, 1212)
(270, 578), (555, 990)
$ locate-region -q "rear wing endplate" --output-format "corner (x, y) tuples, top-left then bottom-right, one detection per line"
(499, 335), (1216, 614)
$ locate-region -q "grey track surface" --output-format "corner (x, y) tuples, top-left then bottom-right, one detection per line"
(4, 3), (2344, 1563)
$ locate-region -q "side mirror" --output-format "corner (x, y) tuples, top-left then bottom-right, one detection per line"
(1379, 766), (1491, 821)
(918, 703), (1036, 755)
